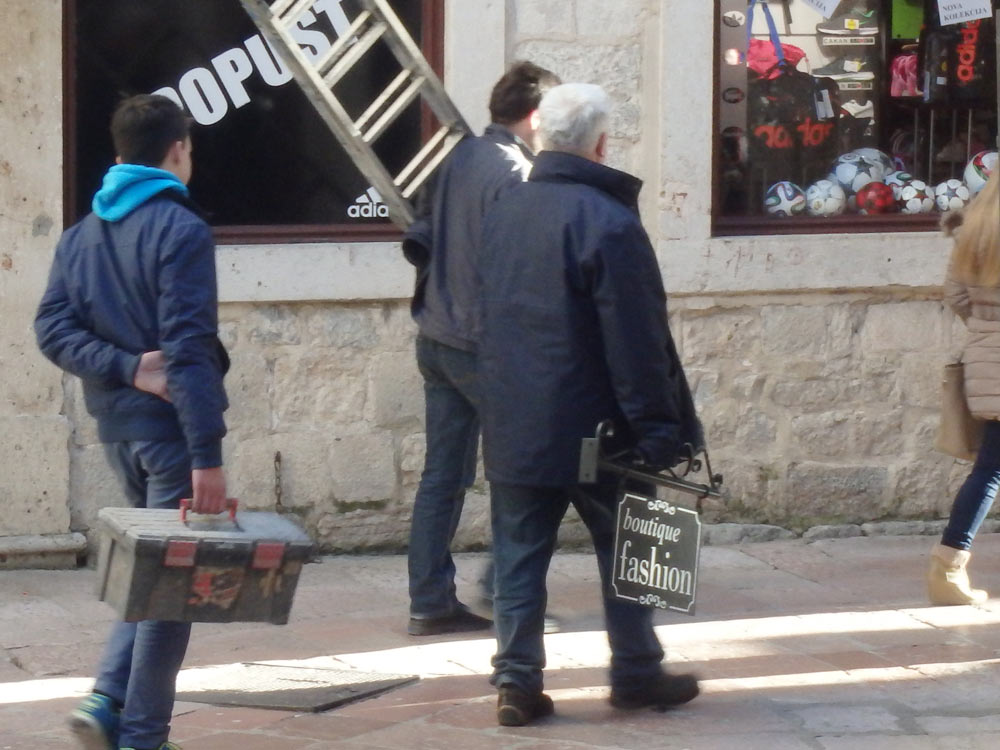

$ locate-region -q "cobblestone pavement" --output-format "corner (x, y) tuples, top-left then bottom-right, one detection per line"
(3, 534), (1000, 749)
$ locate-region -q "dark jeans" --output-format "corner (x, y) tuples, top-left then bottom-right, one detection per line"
(96, 439), (193, 750)
(943, 419), (1000, 551)
(489, 476), (665, 694)
(408, 335), (481, 617)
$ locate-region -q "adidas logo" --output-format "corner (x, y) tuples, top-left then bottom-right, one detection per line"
(348, 187), (389, 218)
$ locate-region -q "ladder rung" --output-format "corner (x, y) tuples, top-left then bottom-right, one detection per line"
(276, 0), (314, 25)
(268, 0), (296, 18)
(314, 10), (372, 76)
(322, 21), (387, 90)
(394, 126), (450, 188)
(360, 75), (425, 144)
(401, 132), (466, 200)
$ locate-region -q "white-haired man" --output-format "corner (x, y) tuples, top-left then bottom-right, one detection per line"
(478, 83), (703, 726)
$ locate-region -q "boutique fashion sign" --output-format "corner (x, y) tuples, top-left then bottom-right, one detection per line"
(612, 493), (701, 614)
(937, 0), (992, 25)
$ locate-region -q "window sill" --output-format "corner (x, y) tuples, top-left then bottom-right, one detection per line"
(213, 223), (402, 245)
(712, 213), (942, 237)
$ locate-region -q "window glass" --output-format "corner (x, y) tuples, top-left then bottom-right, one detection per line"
(72, 0), (428, 233)
(716, 0), (998, 230)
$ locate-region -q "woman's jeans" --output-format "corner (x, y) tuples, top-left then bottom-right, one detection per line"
(943, 419), (1000, 551)
(95, 439), (193, 750)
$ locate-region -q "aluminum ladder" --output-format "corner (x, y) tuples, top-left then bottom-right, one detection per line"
(238, 0), (471, 227)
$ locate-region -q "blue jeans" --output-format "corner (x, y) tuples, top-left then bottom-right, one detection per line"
(943, 420), (1000, 551)
(95, 439), (193, 750)
(489, 476), (665, 694)
(408, 335), (481, 617)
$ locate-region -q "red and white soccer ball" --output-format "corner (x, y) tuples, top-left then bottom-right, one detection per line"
(763, 180), (807, 217)
(854, 182), (896, 214)
(805, 179), (847, 217)
(897, 179), (935, 214)
(964, 150), (998, 195)
(934, 179), (972, 211)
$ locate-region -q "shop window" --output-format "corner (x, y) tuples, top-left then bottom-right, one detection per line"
(65, 0), (443, 243)
(714, 0), (998, 236)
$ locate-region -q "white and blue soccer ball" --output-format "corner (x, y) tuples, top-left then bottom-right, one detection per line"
(764, 180), (807, 217)
(964, 150), (998, 195)
(884, 170), (914, 199)
(897, 178), (935, 214)
(805, 179), (847, 217)
(934, 179), (972, 212)
(829, 152), (884, 196)
(853, 148), (894, 174)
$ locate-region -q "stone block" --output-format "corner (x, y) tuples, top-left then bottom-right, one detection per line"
(329, 432), (397, 503)
(452, 490), (490, 550)
(890, 456), (955, 518)
(761, 304), (829, 357)
(859, 301), (944, 354)
(0, 345), (64, 418)
(733, 407), (778, 453)
(783, 463), (891, 524)
(399, 432), (426, 481)
(243, 304), (302, 346)
(861, 520), (947, 536)
(513, 0), (576, 37)
(368, 351), (424, 428)
(802, 524), (864, 540)
(0, 416), (72, 537)
(223, 350), (273, 438)
(576, 0), (648, 38)
(69, 443), (125, 534)
(770, 378), (842, 411)
(314, 509), (410, 552)
(679, 309), (761, 366)
(898, 352), (945, 409)
(702, 523), (795, 545)
(64, 375), (101, 447)
(226, 433), (336, 511)
(272, 349), (368, 431)
(302, 305), (380, 350)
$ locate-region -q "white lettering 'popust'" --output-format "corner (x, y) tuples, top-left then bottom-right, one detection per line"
(938, 0), (992, 26)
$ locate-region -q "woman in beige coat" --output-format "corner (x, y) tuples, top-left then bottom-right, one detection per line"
(931, 172), (1000, 605)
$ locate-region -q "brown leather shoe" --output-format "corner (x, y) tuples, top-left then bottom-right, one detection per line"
(496, 685), (554, 726)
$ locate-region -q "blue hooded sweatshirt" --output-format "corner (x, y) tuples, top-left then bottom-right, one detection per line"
(92, 164), (190, 222)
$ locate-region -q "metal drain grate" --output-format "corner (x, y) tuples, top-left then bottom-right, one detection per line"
(176, 663), (418, 712)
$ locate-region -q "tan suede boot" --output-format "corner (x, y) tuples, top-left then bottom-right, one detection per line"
(927, 543), (989, 606)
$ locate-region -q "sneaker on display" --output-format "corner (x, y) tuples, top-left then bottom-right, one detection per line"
(816, 8), (879, 36)
(813, 55), (876, 80)
(840, 99), (875, 120)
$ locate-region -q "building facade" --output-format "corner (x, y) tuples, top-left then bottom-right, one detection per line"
(0, 0), (980, 561)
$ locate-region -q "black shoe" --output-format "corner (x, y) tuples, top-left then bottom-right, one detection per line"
(407, 606), (492, 636)
(610, 671), (700, 711)
(496, 685), (554, 726)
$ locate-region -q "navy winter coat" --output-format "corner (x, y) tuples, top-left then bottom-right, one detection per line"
(478, 150), (703, 486)
(35, 191), (228, 468)
(403, 124), (534, 352)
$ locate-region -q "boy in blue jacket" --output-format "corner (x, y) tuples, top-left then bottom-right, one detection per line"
(35, 94), (229, 750)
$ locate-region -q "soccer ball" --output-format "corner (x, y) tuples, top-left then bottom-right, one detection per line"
(853, 148), (895, 174)
(854, 182), (896, 214)
(897, 179), (935, 214)
(934, 179), (972, 211)
(829, 152), (884, 195)
(763, 181), (806, 217)
(964, 150), (998, 195)
(805, 179), (847, 217)
(884, 170), (913, 199)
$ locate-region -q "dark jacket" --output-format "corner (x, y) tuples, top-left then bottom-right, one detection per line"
(35, 177), (228, 468)
(478, 150), (703, 486)
(403, 123), (534, 352)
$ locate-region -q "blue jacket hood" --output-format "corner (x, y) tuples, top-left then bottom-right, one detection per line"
(92, 164), (189, 222)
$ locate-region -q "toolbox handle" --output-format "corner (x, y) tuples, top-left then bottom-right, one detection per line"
(180, 498), (239, 524)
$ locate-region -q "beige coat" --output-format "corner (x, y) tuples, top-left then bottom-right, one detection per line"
(945, 270), (1000, 419)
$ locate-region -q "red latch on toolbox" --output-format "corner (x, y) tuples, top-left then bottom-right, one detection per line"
(252, 542), (286, 570)
(164, 540), (198, 567)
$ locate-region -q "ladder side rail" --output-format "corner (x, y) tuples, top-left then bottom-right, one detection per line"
(240, 0), (415, 226)
(400, 131), (468, 200)
(276, 0), (317, 25)
(362, 76), (426, 144)
(393, 126), (451, 187)
(314, 10), (372, 77)
(355, 69), (413, 133)
(322, 21), (388, 89)
(358, 0), (471, 134)
(268, 0), (298, 21)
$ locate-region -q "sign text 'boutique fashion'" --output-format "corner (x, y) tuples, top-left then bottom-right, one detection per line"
(612, 493), (701, 614)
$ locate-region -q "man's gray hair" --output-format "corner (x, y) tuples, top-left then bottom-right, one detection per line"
(538, 83), (612, 156)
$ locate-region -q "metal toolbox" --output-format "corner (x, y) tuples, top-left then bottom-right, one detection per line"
(95, 502), (315, 624)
